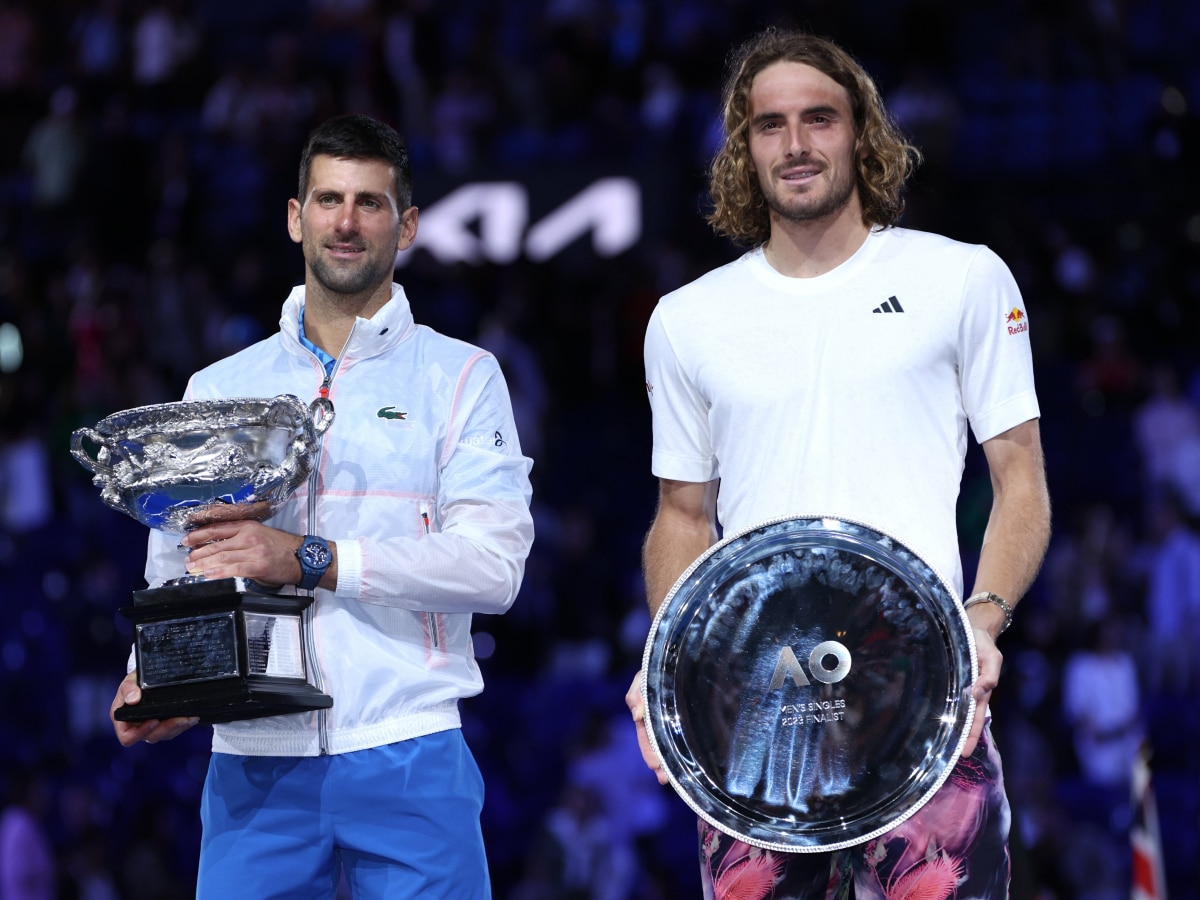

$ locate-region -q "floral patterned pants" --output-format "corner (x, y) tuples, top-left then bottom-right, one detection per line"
(699, 726), (1011, 900)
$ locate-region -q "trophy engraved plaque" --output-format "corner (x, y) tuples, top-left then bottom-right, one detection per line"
(641, 515), (976, 852)
(71, 394), (336, 724)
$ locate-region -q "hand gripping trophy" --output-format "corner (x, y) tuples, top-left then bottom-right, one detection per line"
(71, 394), (335, 723)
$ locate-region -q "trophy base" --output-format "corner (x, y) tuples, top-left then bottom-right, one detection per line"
(113, 678), (334, 724)
(119, 577), (333, 725)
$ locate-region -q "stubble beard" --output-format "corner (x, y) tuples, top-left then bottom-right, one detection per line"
(306, 239), (397, 302)
(764, 165), (857, 226)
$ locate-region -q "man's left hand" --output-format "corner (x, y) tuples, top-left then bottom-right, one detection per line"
(964, 625), (1003, 757)
(180, 519), (303, 587)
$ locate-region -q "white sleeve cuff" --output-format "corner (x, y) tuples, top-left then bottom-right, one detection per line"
(333, 537), (363, 599)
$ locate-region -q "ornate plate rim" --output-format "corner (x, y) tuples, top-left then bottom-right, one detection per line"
(641, 513), (978, 852)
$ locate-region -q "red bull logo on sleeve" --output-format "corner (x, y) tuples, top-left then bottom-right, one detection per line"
(1006, 307), (1028, 335)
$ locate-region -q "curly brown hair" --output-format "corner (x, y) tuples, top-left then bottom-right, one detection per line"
(707, 28), (921, 246)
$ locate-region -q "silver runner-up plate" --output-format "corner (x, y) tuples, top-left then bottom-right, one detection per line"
(641, 515), (976, 853)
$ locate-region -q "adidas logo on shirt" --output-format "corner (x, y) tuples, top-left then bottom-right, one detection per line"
(872, 296), (905, 313)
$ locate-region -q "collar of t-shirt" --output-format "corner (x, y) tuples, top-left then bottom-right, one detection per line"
(298, 305), (336, 377)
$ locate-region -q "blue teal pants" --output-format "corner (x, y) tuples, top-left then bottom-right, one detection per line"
(197, 729), (490, 899)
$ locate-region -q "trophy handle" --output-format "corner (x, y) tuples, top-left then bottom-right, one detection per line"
(305, 397), (335, 441)
(69, 427), (111, 476)
(275, 397), (334, 480)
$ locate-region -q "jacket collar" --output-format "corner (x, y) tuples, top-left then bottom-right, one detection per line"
(279, 283), (416, 361)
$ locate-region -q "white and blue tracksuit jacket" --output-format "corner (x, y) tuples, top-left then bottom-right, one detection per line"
(142, 283), (535, 757)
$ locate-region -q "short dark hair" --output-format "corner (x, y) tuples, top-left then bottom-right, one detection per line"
(297, 114), (413, 208)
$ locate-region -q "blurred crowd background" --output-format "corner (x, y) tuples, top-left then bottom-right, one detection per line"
(0, 0), (1199, 898)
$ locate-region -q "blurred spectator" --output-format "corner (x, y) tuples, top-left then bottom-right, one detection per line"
(886, 63), (961, 167)
(0, 0), (39, 94)
(1134, 489), (1200, 696)
(514, 783), (617, 900)
(69, 0), (126, 89)
(0, 419), (52, 537)
(150, 131), (197, 242)
(118, 807), (186, 900)
(0, 770), (56, 900)
(1049, 224), (1098, 296)
(1076, 314), (1143, 412)
(62, 827), (119, 900)
(307, 0), (376, 71)
(141, 238), (199, 387)
(1171, 434), (1200, 520)
(1062, 617), (1144, 790)
(1134, 363), (1200, 490)
(200, 58), (261, 143)
(254, 32), (320, 154)
(131, 0), (198, 90)
(1002, 603), (1070, 775)
(1057, 820), (1128, 900)
(565, 712), (671, 898)
(382, 0), (439, 139)
(1042, 502), (1132, 628)
(430, 66), (497, 173)
(21, 86), (87, 210)
(639, 62), (685, 141)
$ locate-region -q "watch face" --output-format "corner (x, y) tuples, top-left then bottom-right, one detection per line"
(302, 541), (331, 568)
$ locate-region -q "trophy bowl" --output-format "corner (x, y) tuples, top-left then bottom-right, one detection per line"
(641, 515), (976, 853)
(70, 394), (336, 723)
(70, 394), (333, 533)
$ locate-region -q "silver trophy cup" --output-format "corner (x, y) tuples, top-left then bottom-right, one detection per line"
(641, 515), (977, 852)
(71, 394), (336, 723)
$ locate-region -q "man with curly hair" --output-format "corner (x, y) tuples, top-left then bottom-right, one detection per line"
(627, 27), (1050, 898)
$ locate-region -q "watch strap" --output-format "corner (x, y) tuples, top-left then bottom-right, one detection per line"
(964, 591), (1013, 635)
(296, 534), (331, 591)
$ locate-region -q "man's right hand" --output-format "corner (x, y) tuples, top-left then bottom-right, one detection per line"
(625, 670), (668, 786)
(110, 672), (199, 747)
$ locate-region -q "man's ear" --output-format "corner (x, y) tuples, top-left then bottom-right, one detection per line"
(287, 197), (303, 244)
(397, 206), (419, 251)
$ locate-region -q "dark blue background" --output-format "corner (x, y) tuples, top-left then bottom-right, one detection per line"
(1, 1), (1198, 897)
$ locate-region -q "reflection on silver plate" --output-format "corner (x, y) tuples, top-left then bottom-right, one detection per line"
(641, 515), (976, 853)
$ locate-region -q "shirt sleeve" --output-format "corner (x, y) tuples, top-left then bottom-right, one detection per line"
(957, 245), (1041, 443)
(341, 355), (535, 614)
(644, 304), (719, 483)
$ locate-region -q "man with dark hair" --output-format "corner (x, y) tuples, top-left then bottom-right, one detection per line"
(110, 113), (535, 898)
(627, 28), (1050, 897)
(297, 114), (414, 210)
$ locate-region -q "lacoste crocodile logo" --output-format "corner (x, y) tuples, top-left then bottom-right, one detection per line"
(377, 406), (408, 420)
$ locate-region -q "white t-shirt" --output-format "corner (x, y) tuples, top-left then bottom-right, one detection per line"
(644, 226), (1040, 595)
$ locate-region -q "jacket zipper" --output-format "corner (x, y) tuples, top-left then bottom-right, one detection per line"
(420, 504), (440, 650)
(309, 361), (340, 755)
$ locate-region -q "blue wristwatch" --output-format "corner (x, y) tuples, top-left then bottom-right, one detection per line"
(295, 535), (332, 591)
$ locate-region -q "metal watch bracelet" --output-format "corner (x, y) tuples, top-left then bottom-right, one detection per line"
(964, 591), (1013, 634)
